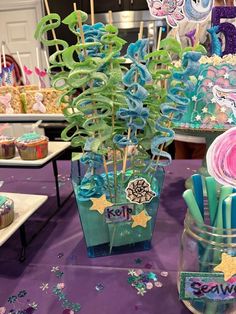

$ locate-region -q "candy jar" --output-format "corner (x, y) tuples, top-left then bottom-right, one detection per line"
(178, 212), (236, 314)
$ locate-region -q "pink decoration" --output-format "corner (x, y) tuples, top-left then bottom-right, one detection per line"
(23, 65), (33, 85)
(35, 67), (46, 88)
(0, 93), (14, 114)
(212, 85), (236, 117)
(0, 307), (6, 314)
(146, 0), (184, 27)
(207, 127), (236, 186)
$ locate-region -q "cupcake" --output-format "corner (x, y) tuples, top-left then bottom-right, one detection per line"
(15, 132), (49, 160)
(0, 136), (15, 159)
(0, 196), (14, 229)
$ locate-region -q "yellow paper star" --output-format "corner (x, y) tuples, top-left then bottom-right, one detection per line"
(214, 253), (236, 281)
(89, 194), (113, 215)
(131, 210), (151, 228)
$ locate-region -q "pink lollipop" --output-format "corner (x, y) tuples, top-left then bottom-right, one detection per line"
(207, 127), (236, 187)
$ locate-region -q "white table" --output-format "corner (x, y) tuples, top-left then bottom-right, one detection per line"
(0, 192), (48, 247)
(0, 142), (72, 208)
(0, 141), (70, 167)
(0, 113), (65, 122)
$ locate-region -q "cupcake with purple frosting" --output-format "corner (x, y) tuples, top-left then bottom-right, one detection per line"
(0, 196), (14, 229)
(0, 136), (15, 159)
(15, 132), (48, 160)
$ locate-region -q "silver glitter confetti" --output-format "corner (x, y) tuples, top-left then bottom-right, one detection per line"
(160, 271), (168, 277)
(95, 283), (104, 292)
(155, 281), (163, 288)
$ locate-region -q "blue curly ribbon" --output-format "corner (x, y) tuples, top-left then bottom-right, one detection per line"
(207, 25), (222, 57)
(80, 152), (103, 169)
(77, 174), (105, 201)
(149, 51), (202, 167)
(114, 39), (151, 148)
(78, 23), (106, 60)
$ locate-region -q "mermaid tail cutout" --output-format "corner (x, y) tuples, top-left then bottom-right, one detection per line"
(207, 25), (222, 56)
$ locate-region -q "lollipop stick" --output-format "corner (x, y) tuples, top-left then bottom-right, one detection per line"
(16, 51), (26, 85)
(2, 45), (6, 68)
(44, 0), (60, 53)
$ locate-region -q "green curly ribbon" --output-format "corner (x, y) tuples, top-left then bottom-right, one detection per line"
(34, 14), (69, 70)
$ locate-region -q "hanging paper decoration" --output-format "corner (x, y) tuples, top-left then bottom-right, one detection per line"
(207, 127), (236, 187)
(23, 65), (33, 85)
(35, 67), (47, 88)
(146, 0), (185, 27)
(183, 0), (214, 22)
(212, 7), (236, 56)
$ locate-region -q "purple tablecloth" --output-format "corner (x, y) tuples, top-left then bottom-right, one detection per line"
(0, 160), (202, 314)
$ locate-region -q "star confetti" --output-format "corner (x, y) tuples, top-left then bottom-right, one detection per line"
(51, 266), (60, 273)
(127, 269), (159, 295)
(214, 253), (236, 281)
(89, 194), (113, 214)
(28, 302), (38, 310)
(95, 283), (104, 292)
(137, 287), (146, 296)
(135, 258), (142, 264)
(40, 283), (49, 291)
(131, 210), (151, 228)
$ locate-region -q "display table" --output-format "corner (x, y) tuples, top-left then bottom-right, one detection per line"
(0, 160), (201, 314)
(0, 193), (48, 246)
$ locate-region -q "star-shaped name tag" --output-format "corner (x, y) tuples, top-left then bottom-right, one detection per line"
(131, 210), (151, 228)
(214, 253), (236, 281)
(89, 194), (113, 215)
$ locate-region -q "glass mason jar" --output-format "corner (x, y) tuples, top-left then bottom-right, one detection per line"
(178, 212), (236, 314)
(71, 159), (165, 257)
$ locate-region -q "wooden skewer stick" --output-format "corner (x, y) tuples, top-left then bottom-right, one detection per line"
(195, 23), (200, 47)
(156, 27), (162, 51)
(108, 10), (113, 25)
(44, 0), (60, 53)
(90, 0), (95, 25)
(74, 3), (86, 50)
(138, 21), (144, 40)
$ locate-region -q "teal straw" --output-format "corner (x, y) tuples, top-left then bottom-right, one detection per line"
(183, 189), (204, 224)
(215, 186), (233, 228)
(205, 177), (218, 226)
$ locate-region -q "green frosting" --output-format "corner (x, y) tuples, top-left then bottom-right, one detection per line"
(17, 132), (41, 142)
(0, 196), (7, 207)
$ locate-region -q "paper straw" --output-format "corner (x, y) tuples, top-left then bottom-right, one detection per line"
(205, 177), (218, 226)
(192, 174), (204, 218)
(215, 186), (233, 228)
(0, 50), (2, 74)
(2, 45), (6, 68)
(90, 0), (95, 25)
(16, 51), (26, 85)
(183, 189), (204, 224)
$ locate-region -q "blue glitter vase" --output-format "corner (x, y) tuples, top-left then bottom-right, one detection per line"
(71, 160), (165, 257)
